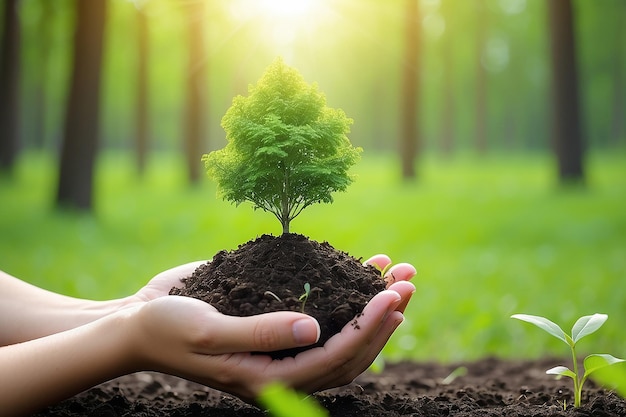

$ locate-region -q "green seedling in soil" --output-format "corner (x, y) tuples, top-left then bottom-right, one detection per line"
(441, 366), (468, 385)
(511, 313), (625, 407)
(203, 57), (360, 235)
(299, 282), (311, 313)
(369, 260), (395, 286)
(264, 290), (282, 303)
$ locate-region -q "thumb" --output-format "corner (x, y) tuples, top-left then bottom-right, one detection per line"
(201, 312), (321, 354)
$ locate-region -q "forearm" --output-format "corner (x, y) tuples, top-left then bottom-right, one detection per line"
(0, 270), (133, 345)
(0, 310), (138, 416)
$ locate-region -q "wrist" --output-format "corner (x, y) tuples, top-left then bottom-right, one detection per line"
(0, 308), (140, 415)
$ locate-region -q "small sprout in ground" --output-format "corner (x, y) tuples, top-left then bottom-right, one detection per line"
(511, 313), (625, 407)
(370, 261), (395, 285)
(299, 282), (311, 313)
(441, 366), (468, 385)
(264, 290), (282, 303)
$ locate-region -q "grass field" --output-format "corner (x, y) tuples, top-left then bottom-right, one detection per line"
(1, 150), (625, 364)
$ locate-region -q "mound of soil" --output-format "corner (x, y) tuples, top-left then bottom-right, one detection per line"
(169, 233), (386, 357)
(34, 357), (626, 416)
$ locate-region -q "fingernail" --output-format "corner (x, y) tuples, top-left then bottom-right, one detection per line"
(292, 318), (321, 345)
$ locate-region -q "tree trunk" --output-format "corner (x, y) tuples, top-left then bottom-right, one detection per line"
(439, 0), (454, 157)
(610, 4), (625, 147)
(474, 0), (488, 154)
(399, 0), (420, 180)
(30, 0), (54, 149)
(184, 1), (207, 184)
(0, 0), (21, 172)
(136, 5), (149, 175)
(547, 0), (585, 182)
(56, 0), (107, 210)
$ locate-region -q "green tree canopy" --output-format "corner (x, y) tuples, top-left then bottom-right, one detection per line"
(203, 58), (360, 234)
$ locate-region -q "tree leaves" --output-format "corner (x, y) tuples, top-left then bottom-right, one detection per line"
(203, 57), (360, 233)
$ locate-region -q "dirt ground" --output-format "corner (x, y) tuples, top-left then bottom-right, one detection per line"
(34, 357), (626, 416)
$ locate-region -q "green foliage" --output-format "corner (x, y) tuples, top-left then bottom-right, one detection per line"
(511, 313), (625, 407)
(591, 362), (626, 399)
(258, 382), (328, 417)
(203, 58), (360, 234)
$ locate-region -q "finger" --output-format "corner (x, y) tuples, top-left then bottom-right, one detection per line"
(363, 254), (391, 270)
(383, 262), (416, 287)
(387, 280), (416, 313)
(277, 289), (402, 392)
(196, 312), (321, 355)
(360, 310), (404, 365)
(306, 296), (405, 393)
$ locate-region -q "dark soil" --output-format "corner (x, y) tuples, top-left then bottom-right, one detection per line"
(169, 233), (386, 358)
(34, 357), (626, 416)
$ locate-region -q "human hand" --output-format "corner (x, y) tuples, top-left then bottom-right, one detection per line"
(125, 255), (416, 402)
(132, 260), (207, 303)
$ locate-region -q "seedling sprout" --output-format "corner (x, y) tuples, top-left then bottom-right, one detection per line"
(511, 313), (624, 407)
(299, 282), (311, 313)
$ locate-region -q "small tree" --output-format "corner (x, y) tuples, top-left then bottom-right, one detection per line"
(203, 58), (360, 234)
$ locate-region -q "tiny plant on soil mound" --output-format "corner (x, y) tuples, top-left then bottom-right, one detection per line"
(511, 313), (625, 408)
(171, 58), (386, 359)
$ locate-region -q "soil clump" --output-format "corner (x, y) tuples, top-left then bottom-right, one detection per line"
(169, 233), (386, 357)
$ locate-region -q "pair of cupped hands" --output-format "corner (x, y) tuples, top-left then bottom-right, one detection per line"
(128, 254), (416, 402)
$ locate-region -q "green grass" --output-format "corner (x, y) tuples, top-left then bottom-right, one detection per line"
(1, 150), (625, 364)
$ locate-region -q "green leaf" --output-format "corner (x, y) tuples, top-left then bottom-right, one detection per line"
(258, 382), (328, 417)
(590, 360), (626, 397)
(571, 314), (608, 344)
(546, 366), (576, 379)
(583, 354), (626, 378)
(511, 314), (568, 344)
(380, 263), (393, 278)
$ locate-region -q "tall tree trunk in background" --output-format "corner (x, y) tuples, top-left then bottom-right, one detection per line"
(136, 5), (149, 175)
(399, 0), (420, 179)
(56, 0), (106, 210)
(31, 0), (54, 149)
(184, 1), (207, 184)
(474, 0), (488, 154)
(610, 3), (625, 147)
(439, 0), (454, 156)
(547, 0), (585, 182)
(0, 0), (21, 172)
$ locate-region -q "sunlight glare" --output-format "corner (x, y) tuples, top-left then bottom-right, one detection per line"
(256, 0), (315, 19)
(230, 0), (321, 23)
(230, 0), (333, 49)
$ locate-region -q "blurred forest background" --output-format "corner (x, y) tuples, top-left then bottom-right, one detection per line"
(1, 0), (624, 194)
(1, 0), (625, 365)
